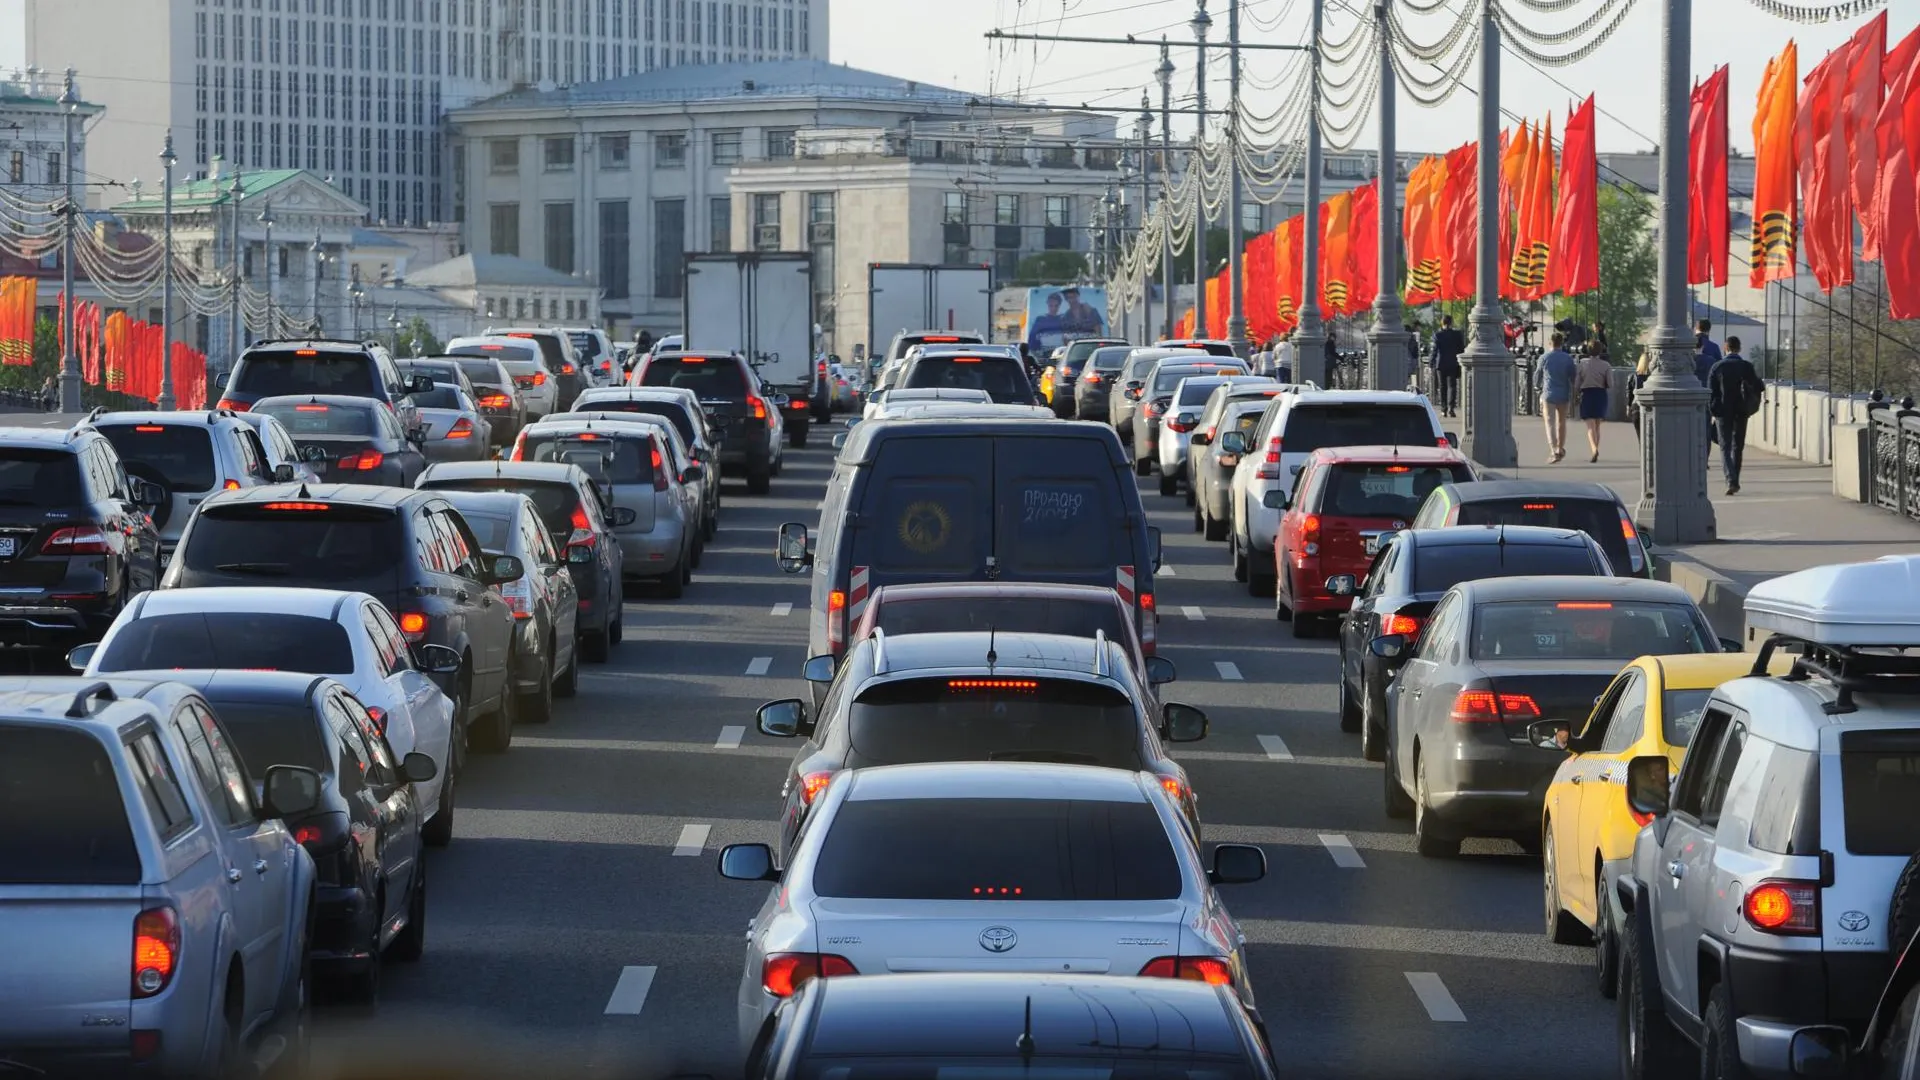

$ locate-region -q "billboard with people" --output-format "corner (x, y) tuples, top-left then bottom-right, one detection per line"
(1023, 286), (1109, 354)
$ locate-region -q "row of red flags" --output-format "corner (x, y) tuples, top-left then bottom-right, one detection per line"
(1175, 96), (1601, 339)
(0, 280), (212, 408)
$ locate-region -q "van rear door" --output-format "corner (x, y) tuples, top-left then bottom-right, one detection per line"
(852, 435), (995, 601)
(996, 433), (1153, 647)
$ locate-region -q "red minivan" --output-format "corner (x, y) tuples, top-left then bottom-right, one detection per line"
(1271, 445), (1476, 637)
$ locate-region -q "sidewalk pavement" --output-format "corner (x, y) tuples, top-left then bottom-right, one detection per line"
(1500, 416), (1920, 641)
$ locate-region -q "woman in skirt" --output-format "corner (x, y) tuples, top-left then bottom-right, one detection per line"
(1573, 342), (1613, 462)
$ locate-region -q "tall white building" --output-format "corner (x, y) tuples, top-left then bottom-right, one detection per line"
(22, 0), (828, 222)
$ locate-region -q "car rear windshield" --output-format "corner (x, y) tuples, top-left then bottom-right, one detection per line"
(0, 449), (83, 509)
(565, 332), (604, 361)
(640, 356), (749, 398)
(794, 1058), (1252, 1079)
(846, 677), (1145, 770)
(97, 424), (217, 492)
(1177, 379), (1228, 406)
(503, 333), (566, 369)
(1840, 730), (1920, 856)
(1319, 462), (1475, 519)
(410, 386), (466, 410)
(902, 358), (1033, 404)
(255, 401), (378, 437)
(403, 362), (462, 384)
(1453, 497), (1632, 568)
(456, 510), (517, 553)
(0, 725), (141, 885)
(1469, 600), (1710, 661)
(1661, 687), (1715, 748)
(1089, 346), (1132, 370)
(181, 505), (402, 582)
(1153, 368), (1213, 394)
(523, 434), (651, 485)
(812, 797), (1180, 901)
(235, 349), (378, 398)
(1412, 543), (1601, 593)
(1282, 404), (1436, 453)
(873, 596), (1130, 646)
(896, 334), (981, 358)
(454, 359), (510, 388)
(94, 612), (354, 674)
(203, 700), (331, 775)
(425, 479), (578, 535)
(451, 341), (540, 366)
(579, 401), (695, 445)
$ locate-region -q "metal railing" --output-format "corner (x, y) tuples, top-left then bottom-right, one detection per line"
(1869, 402), (1920, 522)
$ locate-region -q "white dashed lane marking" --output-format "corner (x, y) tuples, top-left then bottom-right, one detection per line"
(1214, 661), (1243, 681)
(671, 824), (712, 857)
(603, 965), (657, 1015)
(1160, 565), (1176, 576)
(1405, 972), (1467, 1022)
(1257, 735), (1293, 761)
(1318, 833), (1366, 868)
(745, 656), (773, 676)
(714, 725), (745, 749)
(770, 602), (793, 617)
(1182, 606), (1205, 621)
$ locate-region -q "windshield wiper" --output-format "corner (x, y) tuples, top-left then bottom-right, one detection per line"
(213, 562), (291, 575)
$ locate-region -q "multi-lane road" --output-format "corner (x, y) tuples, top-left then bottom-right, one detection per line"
(307, 440), (1618, 1080)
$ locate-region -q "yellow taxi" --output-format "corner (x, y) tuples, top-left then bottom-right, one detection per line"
(1538, 651), (1790, 998)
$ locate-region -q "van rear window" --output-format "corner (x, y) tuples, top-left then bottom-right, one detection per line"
(847, 678), (1144, 770)
(234, 350), (378, 398)
(640, 357), (748, 399)
(1840, 730), (1920, 856)
(97, 424), (217, 493)
(524, 434), (651, 484)
(1283, 405), (1437, 453)
(872, 596), (1129, 645)
(0, 725), (141, 885)
(999, 438), (1119, 574)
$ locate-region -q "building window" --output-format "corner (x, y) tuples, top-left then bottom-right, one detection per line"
(752, 193), (781, 252)
(46, 152), (62, 184)
(653, 198), (686, 298)
(1240, 201), (1261, 238)
(489, 138), (518, 172)
(994, 194), (1020, 252)
(543, 137), (575, 172)
(1043, 195), (1071, 250)
(710, 196), (731, 253)
(710, 129), (741, 165)
(599, 199), (630, 297)
(599, 134), (630, 170)
(942, 190), (969, 263)
(653, 131), (686, 168)
(544, 202), (575, 272)
(809, 192), (835, 326)
(489, 202), (519, 256)
(763, 128), (795, 160)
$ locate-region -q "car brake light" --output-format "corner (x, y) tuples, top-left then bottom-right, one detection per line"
(1744, 881), (1819, 935)
(531, 371), (547, 386)
(1436, 436), (1449, 447)
(397, 611), (428, 642)
(1085, 372), (1103, 383)
(1556, 602), (1613, 610)
(1301, 514), (1321, 541)
(295, 403), (330, 412)
(132, 906), (179, 998)
(293, 824), (323, 845)
(1383, 614), (1423, 636)
(133, 425), (166, 432)
(1166, 417), (1194, 433)
(1139, 956), (1234, 986)
(215, 397), (250, 412)
(339, 450), (385, 471)
(947, 679), (1039, 691)
(364, 706), (387, 733)
(1449, 689), (1540, 723)
(1159, 775), (1186, 801)
(262, 501), (330, 511)
(445, 418), (474, 440)
(223, 479), (241, 490)
(1630, 807), (1656, 828)
(1523, 502), (1556, 510)
(479, 393), (512, 408)
(295, 349), (319, 356)
(44, 526), (110, 554)
(760, 953), (858, 997)
(562, 363), (575, 374)
(651, 445), (669, 492)
(1620, 513), (1638, 541)
(567, 504), (595, 550)
(749, 396), (768, 420)
(1145, 401), (1165, 417)
(800, 770), (834, 805)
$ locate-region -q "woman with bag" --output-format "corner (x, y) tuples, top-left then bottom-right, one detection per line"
(1573, 342), (1613, 462)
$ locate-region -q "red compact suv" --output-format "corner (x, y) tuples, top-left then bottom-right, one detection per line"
(1270, 444), (1476, 637)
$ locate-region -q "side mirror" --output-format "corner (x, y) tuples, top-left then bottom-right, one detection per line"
(412, 642), (463, 675)
(1325, 574), (1357, 596)
(130, 478), (165, 507)
(692, 446), (713, 463)
(1159, 702), (1208, 743)
(1124, 387), (1142, 401)
(1208, 843), (1267, 886)
(1369, 633), (1410, 663)
(1625, 755), (1671, 818)
(1218, 431), (1248, 455)
(299, 444), (328, 463)
(408, 374), (436, 394)
(567, 545), (595, 565)
(214, 372), (230, 389)
(271, 463), (296, 483)
(757, 698), (808, 738)
(608, 506), (639, 527)
(1144, 655), (1177, 685)
(400, 751), (437, 784)
(1262, 489), (1290, 511)
(1527, 718), (1573, 752)
(1147, 526), (1162, 571)
(802, 655), (837, 683)
(1444, 431), (1459, 447)
(260, 764), (323, 818)
(718, 842), (780, 882)
(485, 553), (524, 584)
(776, 522), (812, 573)
(1190, 432), (1212, 447)
(66, 642), (97, 672)
(679, 464), (705, 485)
(831, 433), (848, 450)
(1718, 637), (1743, 654)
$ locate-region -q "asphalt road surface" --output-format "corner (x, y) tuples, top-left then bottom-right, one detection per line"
(297, 440), (1619, 1080)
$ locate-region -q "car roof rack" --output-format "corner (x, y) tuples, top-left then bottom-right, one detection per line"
(1750, 635), (1920, 715)
(65, 681), (117, 718)
(871, 627), (889, 676)
(245, 337), (373, 349)
(1091, 630), (1110, 679)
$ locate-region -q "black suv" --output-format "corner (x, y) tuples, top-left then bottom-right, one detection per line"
(159, 483), (520, 743)
(217, 338), (434, 436)
(0, 425), (162, 650)
(633, 351), (776, 493)
(896, 347), (1040, 406)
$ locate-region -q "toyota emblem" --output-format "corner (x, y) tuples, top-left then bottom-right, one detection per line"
(1391, 520), (1407, 529)
(979, 926), (1018, 953)
(1839, 910), (1871, 932)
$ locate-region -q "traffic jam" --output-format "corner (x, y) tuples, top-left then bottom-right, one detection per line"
(5, 327), (1920, 1080)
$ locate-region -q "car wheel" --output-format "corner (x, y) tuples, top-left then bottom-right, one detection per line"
(1360, 687), (1386, 762)
(1192, 503), (1205, 533)
(1158, 471), (1176, 497)
(343, 901), (384, 1004)
(659, 560), (686, 599)
(1135, 456), (1152, 477)
(746, 470), (771, 495)
(1183, 480), (1196, 508)
(422, 778), (455, 847)
(1543, 825), (1592, 944)
(791, 422), (809, 450)
(212, 972), (243, 1079)
(520, 647), (554, 724)
(1247, 564), (1275, 599)
(1413, 753), (1459, 857)
(1204, 507), (1228, 542)
(1383, 744), (1413, 818)
(271, 913), (313, 1079)
(471, 686), (513, 754)
(1702, 986), (1751, 1080)
(1337, 666), (1362, 734)
(554, 645), (578, 699)
(1879, 983), (1920, 1080)
(1619, 917), (1690, 1080)
(387, 862), (427, 963)
(580, 626), (611, 663)
(1230, 533), (1249, 582)
(1595, 873), (1620, 999)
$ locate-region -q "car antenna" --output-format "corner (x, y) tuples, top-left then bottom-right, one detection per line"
(296, 482), (310, 499)
(1015, 995), (1035, 1057)
(987, 625), (998, 670)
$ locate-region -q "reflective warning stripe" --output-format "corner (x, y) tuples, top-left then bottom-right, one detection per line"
(849, 565), (871, 619)
(1115, 565), (1135, 606)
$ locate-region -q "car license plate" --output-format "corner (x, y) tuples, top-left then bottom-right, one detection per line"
(0, 537), (15, 557)
(1364, 535), (1383, 555)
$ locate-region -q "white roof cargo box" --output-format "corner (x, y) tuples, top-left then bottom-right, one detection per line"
(1745, 554), (1920, 647)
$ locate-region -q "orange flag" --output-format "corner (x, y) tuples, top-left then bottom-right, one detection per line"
(1751, 41), (1800, 288)
(1499, 124), (1530, 300)
(1520, 114), (1556, 299)
(1442, 143), (1478, 301)
(1320, 192), (1353, 317)
(1276, 215), (1303, 330)
(1402, 157), (1440, 305)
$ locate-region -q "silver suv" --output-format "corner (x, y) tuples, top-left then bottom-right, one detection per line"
(0, 676), (323, 1077)
(1616, 554), (1920, 1079)
(88, 410), (294, 565)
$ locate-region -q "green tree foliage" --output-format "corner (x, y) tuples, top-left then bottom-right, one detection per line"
(1012, 251), (1089, 286)
(1587, 183), (1658, 358)
(397, 317), (443, 358)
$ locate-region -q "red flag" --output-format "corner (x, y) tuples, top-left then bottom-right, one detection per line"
(1243, 229), (1275, 342)
(1347, 180), (1378, 316)
(1497, 125), (1526, 300)
(1881, 29), (1920, 318)
(1550, 96), (1601, 296)
(1175, 307), (1195, 339)
(1320, 193), (1353, 318)
(1847, 12), (1888, 261)
(1800, 41), (1856, 291)
(1276, 215), (1304, 330)
(1689, 66), (1731, 287)
(1204, 273), (1227, 340)
(1403, 157), (1445, 305)
(1442, 143), (1478, 302)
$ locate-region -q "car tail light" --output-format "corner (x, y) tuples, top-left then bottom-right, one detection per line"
(479, 392), (512, 408)
(652, 445), (668, 492)
(222, 478), (241, 490)
(1145, 401), (1166, 418)
(800, 770), (834, 805)
(215, 397), (250, 412)
(132, 906), (179, 998)
(397, 611), (428, 643)
(263, 502), (330, 512)
(749, 395), (768, 420)
(1436, 436), (1449, 448)
(1166, 416), (1194, 433)
(1629, 807), (1656, 828)
(510, 430), (528, 460)
(827, 590), (847, 655)
(568, 504), (595, 550)
(45, 525), (110, 555)
(1382, 613), (1423, 637)
(364, 706), (387, 733)
(1257, 438), (1282, 479)
(1449, 688), (1540, 723)
(530, 371), (547, 386)
(500, 576), (534, 619)
(1743, 880), (1819, 935)
(445, 418), (475, 440)
(1085, 372), (1103, 384)
(1139, 956), (1234, 986)
(293, 824), (323, 845)
(1159, 775), (1187, 801)
(336, 450), (385, 471)
(134, 425), (166, 433)
(1301, 514), (1321, 541)
(561, 363), (576, 375)
(761, 953), (858, 997)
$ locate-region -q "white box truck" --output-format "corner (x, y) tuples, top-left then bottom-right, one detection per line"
(867, 263), (994, 376)
(683, 252), (818, 446)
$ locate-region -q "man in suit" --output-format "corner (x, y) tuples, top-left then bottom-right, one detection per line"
(1707, 335), (1765, 496)
(1431, 315), (1465, 417)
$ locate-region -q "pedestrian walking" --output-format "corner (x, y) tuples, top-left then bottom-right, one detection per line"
(38, 375), (55, 412)
(1708, 335), (1765, 495)
(1432, 314), (1465, 417)
(1276, 332), (1296, 384)
(1574, 342), (1614, 462)
(1536, 331), (1577, 463)
(1691, 318), (1722, 386)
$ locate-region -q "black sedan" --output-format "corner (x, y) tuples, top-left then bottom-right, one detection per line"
(253, 394), (427, 486)
(1331, 525), (1616, 762)
(747, 972), (1277, 1079)
(1373, 575), (1721, 858)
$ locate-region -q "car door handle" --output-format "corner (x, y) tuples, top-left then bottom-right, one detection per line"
(227, 866), (243, 884)
(253, 859), (269, 875)
(1571, 775), (1583, 785)
(456, 590), (470, 603)
(1667, 860), (1685, 880)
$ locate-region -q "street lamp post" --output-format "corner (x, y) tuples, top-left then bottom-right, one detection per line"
(1291, 0), (1329, 387)
(1364, 0), (1410, 394)
(349, 283), (365, 338)
(1156, 42), (1176, 340)
(1456, 0), (1517, 468)
(258, 203), (276, 336)
(1104, 183), (1128, 342)
(226, 174), (243, 369)
(1137, 99), (1155, 344)
(156, 131), (179, 410)
(1190, 3), (1211, 339)
(309, 233), (325, 334)
(57, 69), (81, 413)
(1223, 0), (1251, 359)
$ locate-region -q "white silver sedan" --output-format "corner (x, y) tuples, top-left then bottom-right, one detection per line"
(716, 761), (1267, 1052)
